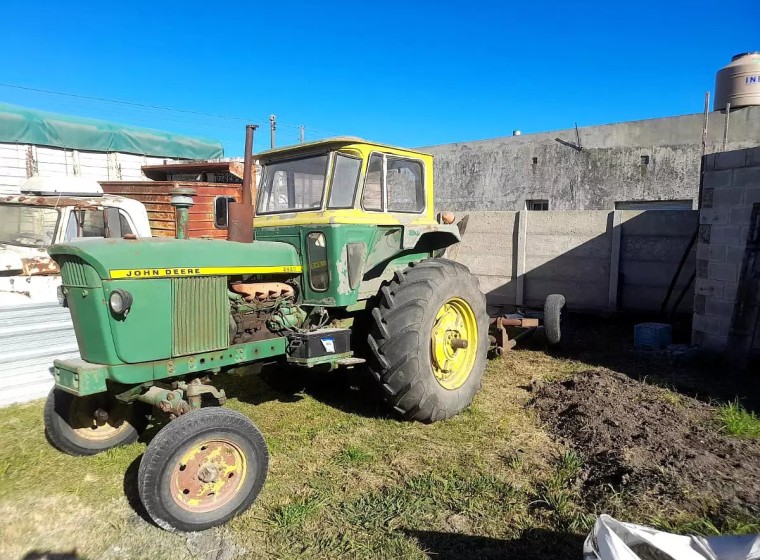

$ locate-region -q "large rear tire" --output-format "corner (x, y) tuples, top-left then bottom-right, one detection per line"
(367, 258), (488, 423)
(44, 388), (146, 456)
(138, 407), (268, 532)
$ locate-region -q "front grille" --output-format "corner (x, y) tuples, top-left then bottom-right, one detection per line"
(172, 276), (229, 357)
(58, 256), (89, 287)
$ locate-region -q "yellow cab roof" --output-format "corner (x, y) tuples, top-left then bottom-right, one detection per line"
(255, 137), (433, 162)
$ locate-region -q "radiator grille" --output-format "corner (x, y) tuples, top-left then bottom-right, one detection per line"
(171, 276), (229, 357)
(58, 256), (89, 287)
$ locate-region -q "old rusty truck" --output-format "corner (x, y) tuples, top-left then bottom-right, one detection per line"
(44, 133), (489, 531)
(0, 176), (151, 306)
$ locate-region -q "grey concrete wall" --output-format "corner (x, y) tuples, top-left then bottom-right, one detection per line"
(424, 107), (760, 212)
(448, 212), (518, 305)
(522, 211), (612, 310)
(619, 210), (697, 313)
(451, 209), (697, 314)
(693, 147), (760, 356)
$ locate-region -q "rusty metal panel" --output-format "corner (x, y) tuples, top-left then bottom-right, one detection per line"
(227, 203), (254, 243)
(0, 303), (79, 407)
(171, 276), (229, 357)
(101, 181), (241, 239)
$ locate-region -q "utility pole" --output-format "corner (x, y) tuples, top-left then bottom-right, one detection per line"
(269, 114), (276, 149)
(299, 126), (305, 143)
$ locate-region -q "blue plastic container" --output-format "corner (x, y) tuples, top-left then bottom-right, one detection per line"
(634, 323), (673, 350)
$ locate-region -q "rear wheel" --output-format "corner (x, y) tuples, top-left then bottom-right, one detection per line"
(44, 388), (145, 456)
(138, 407), (268, 532)
(367, 258), (488, 422)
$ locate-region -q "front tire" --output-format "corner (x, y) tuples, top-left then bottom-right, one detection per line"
(138, 407), (268, 532)
(44, 388), (145, 456)
(367, 258), (488, 423)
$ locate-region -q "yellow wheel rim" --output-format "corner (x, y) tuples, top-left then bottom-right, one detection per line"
(171, 438), (248, 513)
(69, 395), (132, 442)
(431, 297), (478, 390)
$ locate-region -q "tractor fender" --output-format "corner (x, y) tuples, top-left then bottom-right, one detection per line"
(401, 224), (461, 251)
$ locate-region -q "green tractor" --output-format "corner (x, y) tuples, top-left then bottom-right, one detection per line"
(44, 136), (488, 531)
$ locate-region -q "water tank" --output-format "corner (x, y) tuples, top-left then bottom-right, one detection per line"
(714, 52), (760, 110)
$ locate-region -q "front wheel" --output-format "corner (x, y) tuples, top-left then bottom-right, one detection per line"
(367, 258), (488, 423)
(44, 388), (146, 456)
(138, 407), (269, 532)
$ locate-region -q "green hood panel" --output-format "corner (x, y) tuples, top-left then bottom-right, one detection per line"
(49, 237), (302, 280)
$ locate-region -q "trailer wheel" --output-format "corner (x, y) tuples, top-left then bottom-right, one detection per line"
(543, 294), (566, 346)
(367, 258), (488, 423)
(44, 388), (145, 456)
(138, 407), (268, 532)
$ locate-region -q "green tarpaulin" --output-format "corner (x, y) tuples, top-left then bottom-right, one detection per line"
(0, 103), (224, 159)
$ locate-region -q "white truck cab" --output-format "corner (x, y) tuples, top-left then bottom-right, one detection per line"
(0, 177), (151, 305)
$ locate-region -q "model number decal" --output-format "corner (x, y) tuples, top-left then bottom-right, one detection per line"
(110, 265), (303, 279)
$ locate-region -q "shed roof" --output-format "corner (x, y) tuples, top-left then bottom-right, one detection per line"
(0, 103), (224, 160)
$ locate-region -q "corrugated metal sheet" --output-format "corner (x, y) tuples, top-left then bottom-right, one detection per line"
(0, 142), (177, 193)
(0, 303), (79, 407)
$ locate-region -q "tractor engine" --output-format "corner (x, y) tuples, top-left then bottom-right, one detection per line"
(228, 280), (307, 344)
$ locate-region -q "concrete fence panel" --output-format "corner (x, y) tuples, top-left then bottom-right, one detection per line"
(619, 210), (698, 313)
(522, 211), (612, 310)
(450, 209), (697, 314)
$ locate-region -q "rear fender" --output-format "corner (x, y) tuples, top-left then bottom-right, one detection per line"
(402, 224), (461, 252)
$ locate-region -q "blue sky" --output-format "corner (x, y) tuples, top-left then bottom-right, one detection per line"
(0, 0), (758, 156)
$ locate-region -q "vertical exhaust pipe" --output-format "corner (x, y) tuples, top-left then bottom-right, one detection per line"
(228, 124), (258, 243)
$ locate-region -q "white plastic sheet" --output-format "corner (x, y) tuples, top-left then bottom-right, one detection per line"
(583, 515), (760, 560)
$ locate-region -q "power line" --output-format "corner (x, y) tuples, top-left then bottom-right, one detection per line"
(0, 82), (257, 122)
(0, 82), (335, 134)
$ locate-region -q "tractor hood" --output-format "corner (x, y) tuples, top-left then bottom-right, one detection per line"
(48, 237), (302, 280)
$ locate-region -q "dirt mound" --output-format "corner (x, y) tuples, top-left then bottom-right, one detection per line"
(531, 370), (760, 509)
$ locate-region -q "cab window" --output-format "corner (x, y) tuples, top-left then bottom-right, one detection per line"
(328, 154), (362, 209)
(361, 154), (383, 211)
(214, 196), (236, 228)
(258, 154), (328, 213)
(64, 209), (133, 241)
(387, 157), (424, 213)
(306, 232), (329, 291)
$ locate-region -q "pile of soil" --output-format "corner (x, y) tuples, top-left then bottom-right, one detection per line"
(530, 370), (760, 509)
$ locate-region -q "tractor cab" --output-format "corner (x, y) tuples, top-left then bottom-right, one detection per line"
(254, 138), (460, 306)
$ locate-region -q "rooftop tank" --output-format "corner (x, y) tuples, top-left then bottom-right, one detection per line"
(714, 52), (760, 110)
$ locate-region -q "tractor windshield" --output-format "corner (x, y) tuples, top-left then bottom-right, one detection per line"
(257, 154), (329, 213)
(0, 204), (60, 248)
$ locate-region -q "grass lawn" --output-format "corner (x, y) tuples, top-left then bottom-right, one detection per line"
(0, 317), (758, 560)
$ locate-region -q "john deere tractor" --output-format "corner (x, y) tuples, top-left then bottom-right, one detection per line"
(44, 137), (488, 531)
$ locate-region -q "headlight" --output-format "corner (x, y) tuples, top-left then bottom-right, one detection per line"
(109, 289), (133, 316)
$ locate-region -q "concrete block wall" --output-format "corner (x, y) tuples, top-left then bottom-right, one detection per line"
(693, 147), (760, 352)
(451, 209), (697, 314)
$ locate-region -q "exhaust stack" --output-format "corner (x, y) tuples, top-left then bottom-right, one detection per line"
(228, 124), (258, 243)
